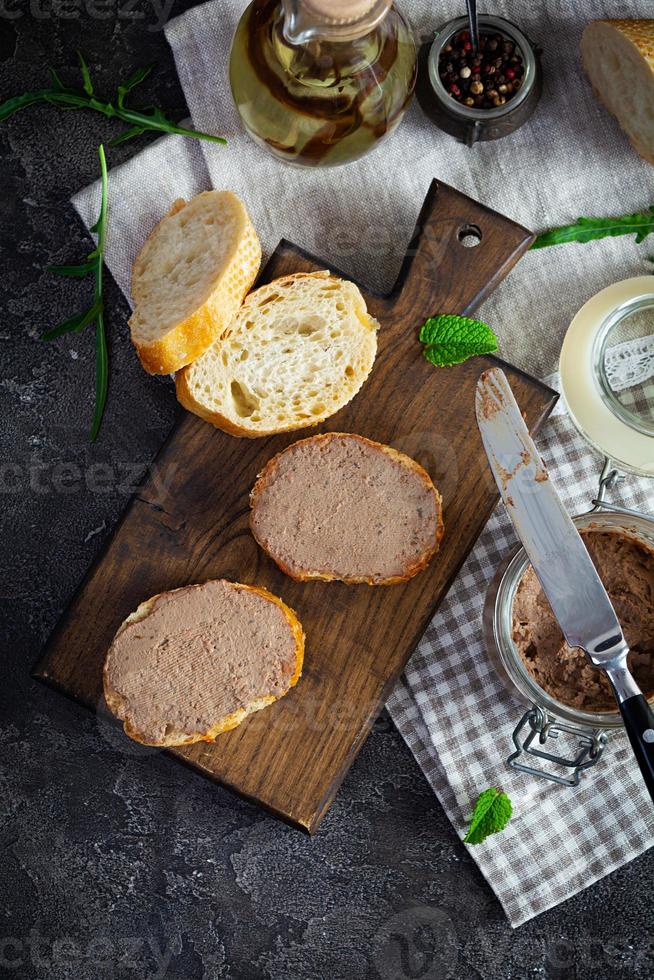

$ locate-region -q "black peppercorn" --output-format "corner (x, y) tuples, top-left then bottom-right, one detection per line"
(438, 28), (526, 111)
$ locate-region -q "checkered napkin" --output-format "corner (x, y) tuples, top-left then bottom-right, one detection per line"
(70, 0), (654, 927)
(387, 366), (654, 927)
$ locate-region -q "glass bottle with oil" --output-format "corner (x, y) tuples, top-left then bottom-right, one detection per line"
(229, 0), (417, 167)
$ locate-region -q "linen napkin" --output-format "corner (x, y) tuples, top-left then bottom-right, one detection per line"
(387, 364), (654, 927)
(71, 0), (654, 926)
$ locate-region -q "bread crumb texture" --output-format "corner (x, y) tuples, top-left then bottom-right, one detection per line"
(176, 271), (378, 436)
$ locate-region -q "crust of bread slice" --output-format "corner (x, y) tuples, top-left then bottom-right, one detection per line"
(175, 271), (379, 437)
(103, 581), (304, 747)
(581, 19), (654, 165)
(249, 433), (444, 585)
(129, 191), (262, 375)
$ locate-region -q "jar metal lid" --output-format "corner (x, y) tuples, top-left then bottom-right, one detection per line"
(560, 276), (654, 477)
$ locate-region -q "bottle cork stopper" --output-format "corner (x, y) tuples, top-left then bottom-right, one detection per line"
(302, 0), (379, 25)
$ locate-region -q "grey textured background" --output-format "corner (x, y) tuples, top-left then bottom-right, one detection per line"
(0, 6), (652, 979)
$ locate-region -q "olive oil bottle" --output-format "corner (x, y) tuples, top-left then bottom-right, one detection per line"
(230, 0), (417, 167)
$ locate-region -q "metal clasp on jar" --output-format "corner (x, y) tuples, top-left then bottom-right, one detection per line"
(508, 705), (608, 786)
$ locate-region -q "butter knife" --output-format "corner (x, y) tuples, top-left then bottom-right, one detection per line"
(476, 366), (654, 801)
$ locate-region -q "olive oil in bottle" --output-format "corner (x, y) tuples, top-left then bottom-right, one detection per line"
(229, 0), (417, 167)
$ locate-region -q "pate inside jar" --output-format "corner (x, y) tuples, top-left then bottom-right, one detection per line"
(486, 510), (654, 731)
(512, 528), (654, 713)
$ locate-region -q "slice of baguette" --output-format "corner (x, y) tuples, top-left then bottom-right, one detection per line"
(581, 19), (654, 165)
(129, 191), (262, 375)
(103, 580), (304, 747)
(250, 432), (444, 585)
(175, 271), (379, 437)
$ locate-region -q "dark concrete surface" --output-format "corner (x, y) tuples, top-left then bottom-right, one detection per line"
(0, 7), (652, 980)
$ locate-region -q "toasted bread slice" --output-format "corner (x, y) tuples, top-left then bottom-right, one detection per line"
(103, 580), (304, 747)
(581, 20), (654, 165)
(175, 271), (378, 437)
(250, 433), (444, 585)
(129, 191), (261, 375)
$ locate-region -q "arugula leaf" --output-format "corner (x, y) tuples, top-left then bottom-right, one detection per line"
(91, 312), (108, 443)
(77, 50), (94, 96)
(464, 788), (513, 845)
(49, 68), (66, 91)
(48, 260), (97, 278)
(531, 207), (654, 249)
(109, 126), (145, 146)
(420, 314), (498, 368)
(43, 145), (109, 441)
(0, 90), (53, 122)
(116, 64), (153, 109)
(42, 300), (102, 340)
(0, 55), (226, 145)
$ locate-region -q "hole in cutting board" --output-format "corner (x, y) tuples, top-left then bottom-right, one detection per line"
(458, 224), (482, 247)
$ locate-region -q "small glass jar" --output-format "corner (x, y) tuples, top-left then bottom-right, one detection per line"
(415, 15), (542, 146)
(484, 507), (654, 785)
(560, 276), (654, 478)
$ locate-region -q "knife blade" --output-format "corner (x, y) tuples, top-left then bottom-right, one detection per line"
(476, 366), (654, 800)
(475, 367), (622, 659)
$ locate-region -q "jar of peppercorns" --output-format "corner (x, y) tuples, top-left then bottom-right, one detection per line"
(416, 15), (542, 145)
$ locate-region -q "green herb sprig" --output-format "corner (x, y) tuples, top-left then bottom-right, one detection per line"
(0, 51), (226, 147)
(2, 51), (228, 441)
(464, 787), (513, 845)
(420, 314), (498, 368)
(531, 207), (654, 250)
(44, 144), (109, 441)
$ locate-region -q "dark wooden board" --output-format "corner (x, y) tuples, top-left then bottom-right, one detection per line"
(35, 181), (557, 832)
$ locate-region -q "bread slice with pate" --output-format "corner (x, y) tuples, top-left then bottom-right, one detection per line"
(129, 191), (261, 375)
(250, 433), (444, 585)
(175, 271), (379, 437)
(103, 580), (304, 747)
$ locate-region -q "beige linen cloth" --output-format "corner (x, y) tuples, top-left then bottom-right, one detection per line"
(73, 0), (654, 926)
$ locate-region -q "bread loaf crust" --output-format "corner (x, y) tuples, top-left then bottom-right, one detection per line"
(129, 192), (262, 375)
(582, 19), (654, 166)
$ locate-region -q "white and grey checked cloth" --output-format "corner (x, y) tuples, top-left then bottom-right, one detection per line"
(387, 370), (654, 926)
(71, 0), (654, 926)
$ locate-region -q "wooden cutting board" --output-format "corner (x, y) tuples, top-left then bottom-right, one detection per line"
(35, 181), (557, 832)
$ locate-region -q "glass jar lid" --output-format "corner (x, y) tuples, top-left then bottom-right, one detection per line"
(560, 276), (654, 477)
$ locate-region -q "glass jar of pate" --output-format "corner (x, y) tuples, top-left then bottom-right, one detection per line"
(483, 277), (654, 786)
(415, 14), (543, 146)
(483, 505), (654, 786)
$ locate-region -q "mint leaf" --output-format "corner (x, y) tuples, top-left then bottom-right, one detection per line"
(463, 787), (512, 845)
(531, 207), (654, 250)
(420, 314), (498, 368)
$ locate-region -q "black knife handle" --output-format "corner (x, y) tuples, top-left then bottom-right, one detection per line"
(617, 694), (654, 803)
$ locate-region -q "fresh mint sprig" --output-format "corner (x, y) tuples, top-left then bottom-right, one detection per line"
(463, 787), (513, 845)
(44, 144), (109, 442)
(420, 314), (498, 368)
(0, 51), (226, 147)
(531, 207), (654, 250)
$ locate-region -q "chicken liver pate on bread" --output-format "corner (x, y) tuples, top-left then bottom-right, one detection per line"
(103, 580), (304, 746)
(250, 433), (444, 585)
